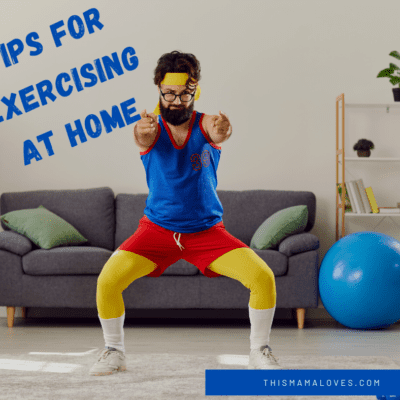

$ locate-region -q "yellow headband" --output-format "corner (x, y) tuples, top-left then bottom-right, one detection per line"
(154, 73), (201, 115)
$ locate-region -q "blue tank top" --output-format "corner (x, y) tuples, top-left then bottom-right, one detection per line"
(140, 110), (224, 233)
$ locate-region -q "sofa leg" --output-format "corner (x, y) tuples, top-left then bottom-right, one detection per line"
(296, 308), (305, 329)
(21, 307), (26, 319)
(7, 306), (15, 328)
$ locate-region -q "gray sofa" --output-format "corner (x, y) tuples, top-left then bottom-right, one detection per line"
(0, 187), (319, 329)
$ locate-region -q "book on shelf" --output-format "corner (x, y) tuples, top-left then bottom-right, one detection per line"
(365, 186), (379, 213)
(345, 182), (357, 213)
(347, 179), (372, 214)
(336, 183), (352, 212)
(350, 181), (365, 213)
(337, 179), (381, 214)
(378, 207), (400, 214)
(355, 179), (371, 214)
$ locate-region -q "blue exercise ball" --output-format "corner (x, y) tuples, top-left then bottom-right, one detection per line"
(319, 232), (400, 329)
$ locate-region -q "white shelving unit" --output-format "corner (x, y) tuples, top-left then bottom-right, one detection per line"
(336, 94), (400, 240)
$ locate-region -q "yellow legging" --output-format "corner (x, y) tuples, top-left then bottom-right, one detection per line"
(97, 247), (276, 320)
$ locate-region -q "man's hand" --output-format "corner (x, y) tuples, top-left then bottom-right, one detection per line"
(209, 111), (232, 138)
(133, 109), (158, 147)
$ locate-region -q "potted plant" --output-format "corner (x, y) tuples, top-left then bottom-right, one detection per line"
(353, 139), (374, 157)
(377, 51), (400, 101)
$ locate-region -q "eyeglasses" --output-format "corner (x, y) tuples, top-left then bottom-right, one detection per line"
(160, 89), (195, 102)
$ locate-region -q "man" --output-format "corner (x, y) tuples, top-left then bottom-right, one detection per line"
(89, 51), (282, 376)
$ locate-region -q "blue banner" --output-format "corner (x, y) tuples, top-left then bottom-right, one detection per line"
(205, 369), (400, 396)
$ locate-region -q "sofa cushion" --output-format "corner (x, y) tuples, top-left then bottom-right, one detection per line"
(278, 233), (320, 257)
(114, 190), (317, 249)
(250, 205), (308, 250)
(1, 187), (115, 251)
(21, 247), (200, 276)
(249, 248), (288, 276)
(162, 259), (199, 276)
(1, 205), (88, 249)
(0, 231), (32, 256)
(115, 193), (148, 249)
(216, 190), (316, 246)
(22, 247), (113, 275)
(20, 247), (287, 277)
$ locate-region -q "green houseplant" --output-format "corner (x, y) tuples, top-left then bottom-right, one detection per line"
(377, 51), (400, 101)
(353, 139), (374, 157)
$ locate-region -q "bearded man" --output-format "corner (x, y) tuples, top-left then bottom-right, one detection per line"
(89, 50), (281, 376)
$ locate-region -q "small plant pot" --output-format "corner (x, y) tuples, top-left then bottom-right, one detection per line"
(357, 150), (371, 157)
(393, 88), (400, 102)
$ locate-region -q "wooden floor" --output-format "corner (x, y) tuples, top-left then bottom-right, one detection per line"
(1, 317), (400, 365)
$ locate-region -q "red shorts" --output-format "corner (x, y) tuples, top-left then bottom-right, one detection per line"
(118, 215), (250, 278)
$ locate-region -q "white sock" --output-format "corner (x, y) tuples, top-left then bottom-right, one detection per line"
(249, 304), (276, 350)
(98, 312), (125, 354)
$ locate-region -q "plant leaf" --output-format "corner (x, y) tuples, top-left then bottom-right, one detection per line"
(389, 50), (400, 60)
(377, 68), (395, 77)
(389, 76), (400, 85)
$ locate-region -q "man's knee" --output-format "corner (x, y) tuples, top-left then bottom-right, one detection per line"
(231, 248), (275, 289)
(239, 248), (275, 282)
(251, 262), (275, 290)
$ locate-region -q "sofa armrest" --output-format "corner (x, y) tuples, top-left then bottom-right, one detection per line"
(0, 231), (32, 256)
(278, 233), (319, 257)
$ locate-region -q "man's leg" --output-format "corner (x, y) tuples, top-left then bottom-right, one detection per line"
(207, 247), (276, 350)
(96, 249), (157, 353)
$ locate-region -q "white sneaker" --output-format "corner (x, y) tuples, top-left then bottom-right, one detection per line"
(248, 345), (283, 370)
(89, 348), (127, 376)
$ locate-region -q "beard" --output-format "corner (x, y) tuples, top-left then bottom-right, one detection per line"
(159, 96), (194, 126)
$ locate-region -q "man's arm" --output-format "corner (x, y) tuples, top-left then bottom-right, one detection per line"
(203, 112), (232, 145)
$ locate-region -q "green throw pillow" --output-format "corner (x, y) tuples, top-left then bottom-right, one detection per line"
(0, 205), (88, 250)
(250, 205), (308, 250)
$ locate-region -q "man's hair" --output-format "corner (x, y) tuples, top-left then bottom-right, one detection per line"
(154, 51), (201, 89)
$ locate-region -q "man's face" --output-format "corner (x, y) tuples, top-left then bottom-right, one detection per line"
(158, 84), (195, 126)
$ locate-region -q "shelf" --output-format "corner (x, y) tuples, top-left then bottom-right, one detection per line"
(344, 213), (400, 217)
(335, 93), (400, 240)
(341, 158), (400, 161)
(339, 103), (400, 108)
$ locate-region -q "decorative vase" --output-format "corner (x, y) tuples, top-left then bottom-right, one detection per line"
(357, 150), (371, 157)
(393, 88), (400, 102)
